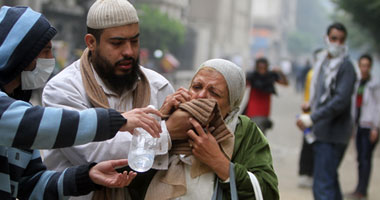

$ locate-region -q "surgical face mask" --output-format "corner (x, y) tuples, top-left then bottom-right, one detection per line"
(325, 36), (347, 58)
(21, 58), (55, 90)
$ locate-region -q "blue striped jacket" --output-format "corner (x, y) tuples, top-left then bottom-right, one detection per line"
(0, 92), (125, 199)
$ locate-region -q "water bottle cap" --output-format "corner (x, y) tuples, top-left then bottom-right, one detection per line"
(147, 105), (161, 122)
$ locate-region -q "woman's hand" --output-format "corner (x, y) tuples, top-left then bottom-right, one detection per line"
(186, 118), (230, 181)
(160, 87), (193, 116)
(166, 109), (192, 140)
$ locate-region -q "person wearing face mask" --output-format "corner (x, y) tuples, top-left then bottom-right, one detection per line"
(296, 22), (360, 200)
(20, 55), (55, 90)
(0, 5), (170, 199)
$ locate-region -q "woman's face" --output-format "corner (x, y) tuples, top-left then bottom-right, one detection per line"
(190, 68), (231, 118)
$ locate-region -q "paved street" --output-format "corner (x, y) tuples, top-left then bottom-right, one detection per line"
(268, 84), (380, 200)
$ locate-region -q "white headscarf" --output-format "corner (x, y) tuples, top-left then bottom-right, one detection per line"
(195, 58), (246, 133)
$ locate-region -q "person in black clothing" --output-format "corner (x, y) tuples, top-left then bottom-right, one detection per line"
(244, 57), (288, 134)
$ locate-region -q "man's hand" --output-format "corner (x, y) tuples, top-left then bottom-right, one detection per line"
(370, 129), (379, 144)
(160, 87), (193, 116)
(89, 159), (137, 188)
(166, 109), (192, 140)
(186, 118), (230, 181)
(296, 114), (313, 131)
(120, 106), (162, 138)
(301, 102), (311, 113)
(296, 119), (307, 131)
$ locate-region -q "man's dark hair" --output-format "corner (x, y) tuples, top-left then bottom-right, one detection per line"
(326, 22), (347, 37)
(87, 27), (104, 42)
(255, 57), (269, 67)
(359, 54), (373, 65)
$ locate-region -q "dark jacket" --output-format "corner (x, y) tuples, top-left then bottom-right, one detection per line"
(311, 57), (357, 144)
(0, 92), (125, 199)
(220, 116), (279, 200)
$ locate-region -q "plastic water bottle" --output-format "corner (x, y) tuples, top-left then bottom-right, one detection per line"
(128, 128), (156, 172)
(304, 128), (315, 144)
(128, 105), (160, 172)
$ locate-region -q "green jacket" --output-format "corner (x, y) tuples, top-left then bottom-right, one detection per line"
(220, 115), (279, 200)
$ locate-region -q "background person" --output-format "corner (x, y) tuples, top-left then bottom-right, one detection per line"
(346, 54), (380, 200)
(296, 22), (360, 200)
(244, 57), (288, 134)
(297, 48), (323, 188)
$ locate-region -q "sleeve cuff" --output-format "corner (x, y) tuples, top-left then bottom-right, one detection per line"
(75, 163), (101, 194)
(154, 121), (170, 155)
(161, 120), (172, 150)
(108, 109), (127, 135)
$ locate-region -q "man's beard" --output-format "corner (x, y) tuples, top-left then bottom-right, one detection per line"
(91, 49), (140, 95)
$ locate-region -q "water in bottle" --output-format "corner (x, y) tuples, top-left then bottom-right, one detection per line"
(128, 105), (161, 172)
(304, 128), (315, 144)
(128, 149), (154, 172)
(128, 128), (156, 172)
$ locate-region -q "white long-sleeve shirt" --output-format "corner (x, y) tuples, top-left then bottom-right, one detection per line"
(41, 60), (174, 199)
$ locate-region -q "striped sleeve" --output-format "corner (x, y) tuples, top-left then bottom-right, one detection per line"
(0, 92), (125, 149)
(18, 150), (98, 199)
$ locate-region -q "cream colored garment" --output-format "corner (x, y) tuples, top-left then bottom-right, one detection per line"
(145, 99), (234, 200)
(174, 164), (215, 200)
(80, 48), (151, 110)
(170, 99), (234, 155)
(42, 59), (174, 200)
(146, 59), (246, 200)
(82, 48), (161, 199)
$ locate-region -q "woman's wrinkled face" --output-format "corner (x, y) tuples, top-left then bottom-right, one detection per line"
(190, 68), (231, 118)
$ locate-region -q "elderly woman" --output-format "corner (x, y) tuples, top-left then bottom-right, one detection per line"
(146, 59), (279, 200)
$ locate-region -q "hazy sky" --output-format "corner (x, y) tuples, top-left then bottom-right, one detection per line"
(320, 0), (335, 13)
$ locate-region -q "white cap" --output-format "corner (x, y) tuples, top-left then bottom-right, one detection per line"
(87, 0), (139, 29)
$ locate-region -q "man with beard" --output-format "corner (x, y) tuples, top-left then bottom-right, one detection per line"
(41, 0), (174, 199)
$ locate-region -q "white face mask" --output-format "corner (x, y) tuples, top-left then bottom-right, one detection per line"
(21, 58), (55, 90)
(325, 36), (347, 58)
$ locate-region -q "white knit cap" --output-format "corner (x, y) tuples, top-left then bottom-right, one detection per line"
(87, 0), (139, 29)
(195, 58), (246, 132)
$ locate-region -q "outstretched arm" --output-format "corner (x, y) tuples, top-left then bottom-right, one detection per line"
(0, 92), (125, 149)
(18, 151), (136, 199)
(89, 159), (137, 188)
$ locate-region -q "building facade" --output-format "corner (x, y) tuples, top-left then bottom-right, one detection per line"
(251, 0), (297, 66)
(187, 0), (252, 70)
